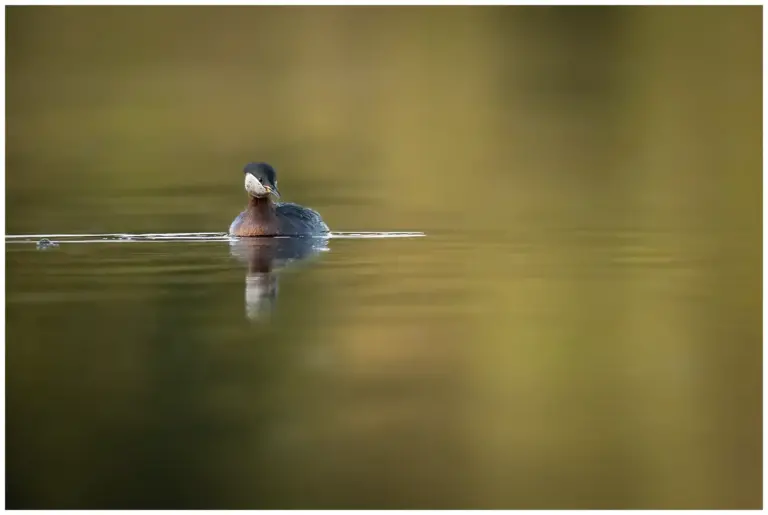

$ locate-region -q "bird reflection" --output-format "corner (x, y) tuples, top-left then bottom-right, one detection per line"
(229, 236), (329, 320)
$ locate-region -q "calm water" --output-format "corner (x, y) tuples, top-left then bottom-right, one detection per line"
(6, 6), (761, 510)
(6, 216), (760, 509)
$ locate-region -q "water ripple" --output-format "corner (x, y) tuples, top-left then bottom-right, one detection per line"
(5, 231), (426, 244)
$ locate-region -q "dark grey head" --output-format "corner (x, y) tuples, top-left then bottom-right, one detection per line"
(243, 162), (280, 198)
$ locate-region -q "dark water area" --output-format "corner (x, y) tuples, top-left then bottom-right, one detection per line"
(5, 6), (761, 509)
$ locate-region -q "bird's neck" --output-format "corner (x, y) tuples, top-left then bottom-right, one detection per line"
(248, 195), (275, 215)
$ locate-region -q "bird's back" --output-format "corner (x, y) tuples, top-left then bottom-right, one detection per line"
(275, 202), (330, 235)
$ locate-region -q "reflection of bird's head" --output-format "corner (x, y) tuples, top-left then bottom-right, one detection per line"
(229, 236), (330, 321)
(243, 162), (280, 199)
(245, 273), (279, 321)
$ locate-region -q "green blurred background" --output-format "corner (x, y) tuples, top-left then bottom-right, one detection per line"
(6, 5), (762, 509)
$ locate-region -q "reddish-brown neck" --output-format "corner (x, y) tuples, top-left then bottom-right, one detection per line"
(231, 195), (279, 237)
(248, 195), (275, 215)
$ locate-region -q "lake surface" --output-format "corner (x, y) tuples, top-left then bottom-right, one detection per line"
(6, 6), (761, 509)
(6, 219), (760, 509)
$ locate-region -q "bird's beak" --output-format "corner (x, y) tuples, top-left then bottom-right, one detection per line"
(265, 186), (280, 199)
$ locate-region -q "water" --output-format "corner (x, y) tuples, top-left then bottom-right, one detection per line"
(6, 222), (759, 509)
(6, 6), (760, 510)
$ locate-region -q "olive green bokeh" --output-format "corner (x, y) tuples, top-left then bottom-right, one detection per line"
(6, 6), (761, 509)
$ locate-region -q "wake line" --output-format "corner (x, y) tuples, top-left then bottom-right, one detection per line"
(6, 232), (228, 239)
(5, 231), (426, 244)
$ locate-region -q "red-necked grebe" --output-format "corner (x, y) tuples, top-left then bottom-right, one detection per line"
(229, 162), (329, 237)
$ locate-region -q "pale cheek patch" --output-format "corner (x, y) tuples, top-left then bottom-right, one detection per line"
(245, 174), (267, 196)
